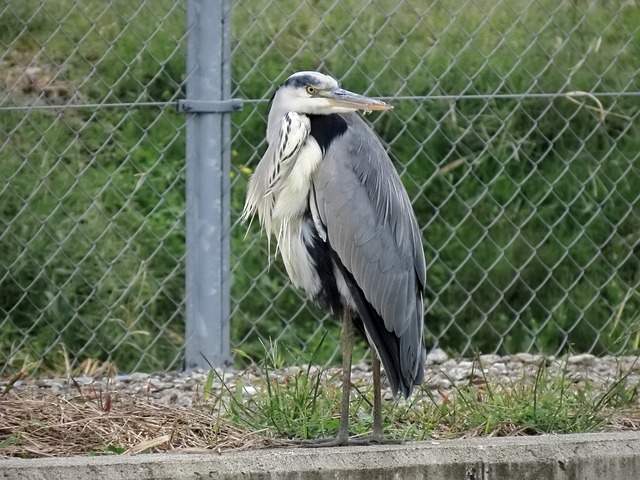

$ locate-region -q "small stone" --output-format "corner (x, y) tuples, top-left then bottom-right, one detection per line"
(452, 361), (474, 381)
(150, 382), (175, 391)
(161, 391), (179, 404)
(514, 353), (535, 363)
(620, 357), (640, 372)
(488, 363), (507, 375)
(567, 354), (595, 366)
(441, 359), (458, 369)
(242, 386), (259, 396)
(188, 372), (208, 383)
(35, 379), (54, 388)
(126, 372), (150, 382)
(478, 354), (502, 365)
(457, 360), (475, 370)
(426, 349), (449, 365)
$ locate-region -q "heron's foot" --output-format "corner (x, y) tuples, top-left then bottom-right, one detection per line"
(296, 435), (404, 448)
(295, 437), (349, 448)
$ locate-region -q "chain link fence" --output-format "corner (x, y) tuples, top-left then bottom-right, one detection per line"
(1, 0), (639, 376)
(0, 0), (187, 376)
(229, 0), (640, 364)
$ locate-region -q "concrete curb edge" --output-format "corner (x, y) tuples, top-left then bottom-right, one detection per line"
(2, 431), (639, 479)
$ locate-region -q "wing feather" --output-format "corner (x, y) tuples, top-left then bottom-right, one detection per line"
(313, 113), (426, 396)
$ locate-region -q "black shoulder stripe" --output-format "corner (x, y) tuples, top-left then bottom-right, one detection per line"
(309, 114), (348, 154)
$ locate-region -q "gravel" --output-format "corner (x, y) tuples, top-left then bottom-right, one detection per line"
(4, 351), (639, 407)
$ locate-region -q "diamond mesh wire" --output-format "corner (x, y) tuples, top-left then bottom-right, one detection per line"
(1, 0), (639, 376)
(229, 0), (640, 365)
(0, 0), (187, 376)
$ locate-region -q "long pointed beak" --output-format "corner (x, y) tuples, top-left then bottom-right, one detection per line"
(322, 88), (392, 112)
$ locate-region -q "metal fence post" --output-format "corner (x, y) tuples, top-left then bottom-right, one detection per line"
(182, 0), (241, 369)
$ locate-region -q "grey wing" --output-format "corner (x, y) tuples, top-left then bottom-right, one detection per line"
(312, 113), (426, 394)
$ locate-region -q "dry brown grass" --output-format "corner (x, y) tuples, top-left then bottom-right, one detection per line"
(3, 355), (639, 459)
(0, 386), (290, 459)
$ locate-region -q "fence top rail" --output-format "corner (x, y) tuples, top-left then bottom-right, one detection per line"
(1, 91), (638, 112)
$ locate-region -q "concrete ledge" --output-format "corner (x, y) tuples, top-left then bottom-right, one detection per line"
(2, 432), (639, 479)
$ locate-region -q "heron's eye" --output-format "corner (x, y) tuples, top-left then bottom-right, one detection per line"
(306, 86), (316, 95)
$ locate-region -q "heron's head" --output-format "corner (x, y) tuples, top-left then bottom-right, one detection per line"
(271, 71), (392, 116)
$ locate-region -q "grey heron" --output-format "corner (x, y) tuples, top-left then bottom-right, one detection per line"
(242, 71), (426, 445)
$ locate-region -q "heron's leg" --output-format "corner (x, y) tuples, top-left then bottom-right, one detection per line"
(297, 309), (353, 447)
(371, 352), (384, 442)
(297, 314), (405, 448)
(336, 308), (354, 444)
(348, 350), (402, 445)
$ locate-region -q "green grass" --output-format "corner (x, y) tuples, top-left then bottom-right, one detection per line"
(1, 0), (639, 374)
(216, 343), (639, 442)
(220, 339), (345, 440)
